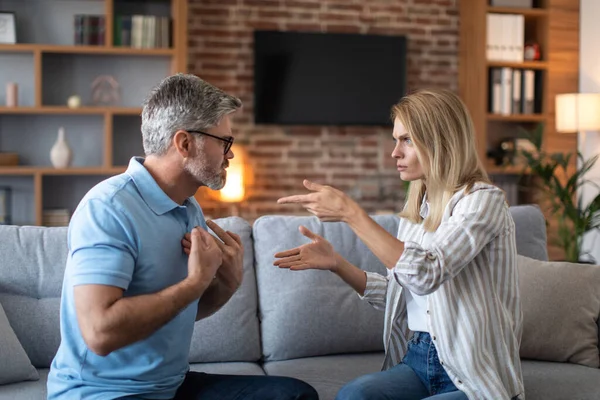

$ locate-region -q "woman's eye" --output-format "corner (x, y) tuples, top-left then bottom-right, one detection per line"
(404, 138), (412, 145)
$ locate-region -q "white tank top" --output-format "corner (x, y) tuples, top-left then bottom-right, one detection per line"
(405, 197), (432, 332)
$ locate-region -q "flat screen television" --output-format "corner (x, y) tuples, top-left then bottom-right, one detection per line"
(253, 31), (407, 126)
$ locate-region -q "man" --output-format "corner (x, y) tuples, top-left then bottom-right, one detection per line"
(47, 74), (319, 400)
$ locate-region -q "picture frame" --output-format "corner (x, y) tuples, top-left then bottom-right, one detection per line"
(0, 12), (16, 44)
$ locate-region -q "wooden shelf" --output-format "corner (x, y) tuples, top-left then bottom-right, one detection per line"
(487, 60), (548, 70)
(487, 114), (547, 122)
(0, 44), (175, 56)
(0, 106), (142, 115)
(0, 167), (125, 176)
(487, 7), (548, 17)
(485, 162), (527, 175)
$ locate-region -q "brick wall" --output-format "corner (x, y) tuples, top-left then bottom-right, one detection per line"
(188, 0), (459, 221)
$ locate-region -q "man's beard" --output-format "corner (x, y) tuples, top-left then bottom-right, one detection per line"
(184, 156), (228, 190)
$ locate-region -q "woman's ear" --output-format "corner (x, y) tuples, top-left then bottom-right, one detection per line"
(173, 130), (193, 158)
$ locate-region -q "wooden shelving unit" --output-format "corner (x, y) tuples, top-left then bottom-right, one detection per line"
(486, 6), (549, 17)
(0, 0), (188, 226)
(0, 44), (176, 56)
(459, 0), (580, 260)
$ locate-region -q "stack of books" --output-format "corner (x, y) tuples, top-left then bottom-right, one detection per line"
(42, 209), (71, 227)
(114, 15), (171, 48)
(74, 15), (106, 46)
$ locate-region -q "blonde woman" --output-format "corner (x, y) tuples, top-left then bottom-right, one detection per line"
(275, 89), (524, 400)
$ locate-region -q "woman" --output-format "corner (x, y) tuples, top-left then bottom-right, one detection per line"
(275, 89), (524, 400)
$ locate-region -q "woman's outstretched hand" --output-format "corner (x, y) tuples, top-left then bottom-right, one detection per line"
(274, 225), (338, 272)
(277, 179), (360, 223)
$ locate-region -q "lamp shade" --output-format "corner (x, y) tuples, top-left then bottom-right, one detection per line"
(556, 93), (600, 133)
(219, 144), (246, 203)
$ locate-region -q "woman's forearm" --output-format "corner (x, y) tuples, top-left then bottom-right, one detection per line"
(344, 208), (405, 270)
(332, 254), (368, 295)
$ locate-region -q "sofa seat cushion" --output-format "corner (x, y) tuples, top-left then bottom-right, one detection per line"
(263, 352), (384, 400)
(189, 362), (265, 376)
(0, 368), (48, 400)
(522, 360), (600, 400)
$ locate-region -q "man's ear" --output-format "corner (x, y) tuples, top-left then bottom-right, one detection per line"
(173, 130), (194, 158)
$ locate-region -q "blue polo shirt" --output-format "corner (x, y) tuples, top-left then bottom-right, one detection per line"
(48, 157), (207, 400)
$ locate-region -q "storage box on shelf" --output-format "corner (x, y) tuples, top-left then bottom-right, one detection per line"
(0, 0), (188, 226)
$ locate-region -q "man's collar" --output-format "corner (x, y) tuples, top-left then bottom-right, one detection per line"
(126, 157), (183, 215)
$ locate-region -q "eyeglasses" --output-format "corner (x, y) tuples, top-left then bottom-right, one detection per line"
(187, 130), (234, 155)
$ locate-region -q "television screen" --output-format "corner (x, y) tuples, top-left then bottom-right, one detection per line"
(253, 31), (407, 126)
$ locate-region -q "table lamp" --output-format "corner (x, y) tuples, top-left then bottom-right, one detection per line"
(219, 144), (247, 216)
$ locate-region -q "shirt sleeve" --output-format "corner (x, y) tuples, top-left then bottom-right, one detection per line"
(358, 271), (389, 311)
(68, 198), (138, 290)
(393, 187), (507, 296)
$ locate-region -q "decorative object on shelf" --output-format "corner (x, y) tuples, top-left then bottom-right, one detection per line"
(0, 186), (12, 225)
(517, 120), (600, 263)
(50, 127), (73, 169)
(488, 137), (537, 167)
(67, 95), (81, 109)
(90, 75), (120, 106)
(5, 82), (18, 107)
(487, 138), (516, 166)
(0, 12), (16, 44)
(524, 42), (541, 61)
(0, 152), (18, 166)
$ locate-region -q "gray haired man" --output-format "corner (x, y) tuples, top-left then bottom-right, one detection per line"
(47, 74), (319, 400)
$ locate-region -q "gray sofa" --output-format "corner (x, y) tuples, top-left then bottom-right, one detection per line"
(1, 205), (599, 400)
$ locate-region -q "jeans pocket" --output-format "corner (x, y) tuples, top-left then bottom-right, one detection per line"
(408, 333), (420, 346)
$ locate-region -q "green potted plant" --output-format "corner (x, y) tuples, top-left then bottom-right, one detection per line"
(516, 123), (600, 263)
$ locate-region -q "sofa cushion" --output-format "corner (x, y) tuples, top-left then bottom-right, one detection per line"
(518, 255), (600, 368)
(509, 205), (548, 261)
(0, 302), (39, 385)
(254, 215), (398, 361)
(0, 225), (67, 367)
(263, 353), (384, 400)
(189, 362), (265, 376)
(0, 295), (60, 368)
(188, 217), (261, 363)
(0, 368), (48, 400)
(522, 360), (600, 400)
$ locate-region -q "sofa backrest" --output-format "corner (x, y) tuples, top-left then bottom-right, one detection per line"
(0, 225), (67, 368)
(0, 216), (262, 368)
(253, 204), (551, 361)
(510, 204), (548, 261)
(0, 203), (552, 367)
(253, 214), (398, 362)
(188, 216), (262, 363)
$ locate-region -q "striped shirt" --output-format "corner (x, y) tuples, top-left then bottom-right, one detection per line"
(360, 183), (524, 400)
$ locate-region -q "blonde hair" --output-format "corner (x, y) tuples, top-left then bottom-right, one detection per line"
(392, 89), (490, 231)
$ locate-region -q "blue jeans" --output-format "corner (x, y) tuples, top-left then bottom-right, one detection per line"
(336, 332), (467, 400)
(172, 371), (319, 400)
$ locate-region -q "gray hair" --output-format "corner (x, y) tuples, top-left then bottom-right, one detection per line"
(141, 73), (242, 156)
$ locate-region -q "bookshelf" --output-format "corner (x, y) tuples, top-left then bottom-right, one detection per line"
(459, 0), (580, 260)
(0, 0), (188, 226)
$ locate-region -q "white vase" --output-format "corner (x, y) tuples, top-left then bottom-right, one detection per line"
(50, 127), (72, 168)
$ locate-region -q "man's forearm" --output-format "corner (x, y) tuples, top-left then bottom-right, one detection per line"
(86, 279), (208, 356)
(195, 277), (237, 320)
